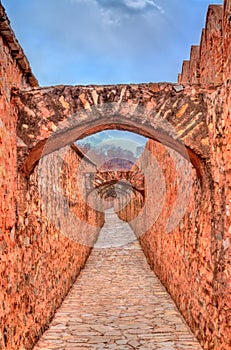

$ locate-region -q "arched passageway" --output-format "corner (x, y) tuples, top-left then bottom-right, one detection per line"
(14, 83), (208, 176)
(23, 118), (205, 350)
(14, 81), (214, 350)
(1, 0), (230, 348)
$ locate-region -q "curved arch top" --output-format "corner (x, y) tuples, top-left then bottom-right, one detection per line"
(13, 83), (209, 175)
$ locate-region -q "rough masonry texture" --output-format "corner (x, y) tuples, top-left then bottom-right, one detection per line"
(14, 83), (208, 177)
(0, 5), (104, 349)
(0, 1), (231, 350)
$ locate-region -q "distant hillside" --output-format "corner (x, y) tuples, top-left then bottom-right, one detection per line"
(98, 158), (135, 171)
(76, 130), (147, 169)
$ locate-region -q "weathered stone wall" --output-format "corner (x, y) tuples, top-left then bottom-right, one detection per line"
(1, 143), (104, 350)
(0, 5), (104, 349)
(0, 4), (37, 238)
(0, 0), (231, 349)
(178, 3), (231, 345)
(178, 3), (230, 88)
(116, 139), (228, 349)
(0, 6), (38, 349)
(223, 0), (231, 81)
(203, 75), (231, 350)
(116, 2), (231, 348)
(7, 146), (103, 350)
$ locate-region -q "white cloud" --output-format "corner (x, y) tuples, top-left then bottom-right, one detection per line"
(124, 0), (164, 13)
(69, 0), (165, 30)
(70, 0), (164, 17)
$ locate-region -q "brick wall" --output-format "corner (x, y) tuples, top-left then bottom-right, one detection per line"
(0, 6), (36, 348)
(1, 142), (104, 350)
(177, 3), (231, 346)
(1, 1), (231, 349)
(116, 138), (230, 349)
(178, 4), (227, 87)
(0, 5), (104, 349)
(0, 5), (36, 237)
(116, 2), (231, 348)
(10, 146), (103, 350)
(204, 81), (231, 350)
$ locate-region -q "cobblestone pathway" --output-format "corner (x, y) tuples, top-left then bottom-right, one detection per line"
(34, 209), (202, 350)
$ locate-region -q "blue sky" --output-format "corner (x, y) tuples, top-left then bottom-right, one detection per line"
(2, 0), (223, 86)
(77, 130), (147, 157)
(2, 0), (223, 151)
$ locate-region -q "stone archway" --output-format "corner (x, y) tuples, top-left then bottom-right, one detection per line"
(13, 82), (208, 177)
(13, 80), (218, 350)
(0, 0), (228, 347)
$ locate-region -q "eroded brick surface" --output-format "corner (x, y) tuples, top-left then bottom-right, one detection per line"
(178, 3), (230, 88)
(13, 83), (209, 175)
(1, 145), (104, 350)
(117, 137), (231, 349)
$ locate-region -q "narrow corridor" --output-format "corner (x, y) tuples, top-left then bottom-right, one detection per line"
(33, 210), (202, 350)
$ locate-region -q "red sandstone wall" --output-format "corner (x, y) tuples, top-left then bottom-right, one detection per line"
(118, 2), (231, 348)
(177, 3), (231, 346)
(178, 4), (226, 87)
(0, 18), (34, 239)
(0, 1), (231, 349)
(0, 4), (38, 234)
(0, 6), (104, 349)
(0, 8), (37, 349)
(223, 0), (231, 81)
(7, 146), (103, 350)
(189, 46), (200, 85)
(117, 137), (230, 350)
(204, 80), (231, 349)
